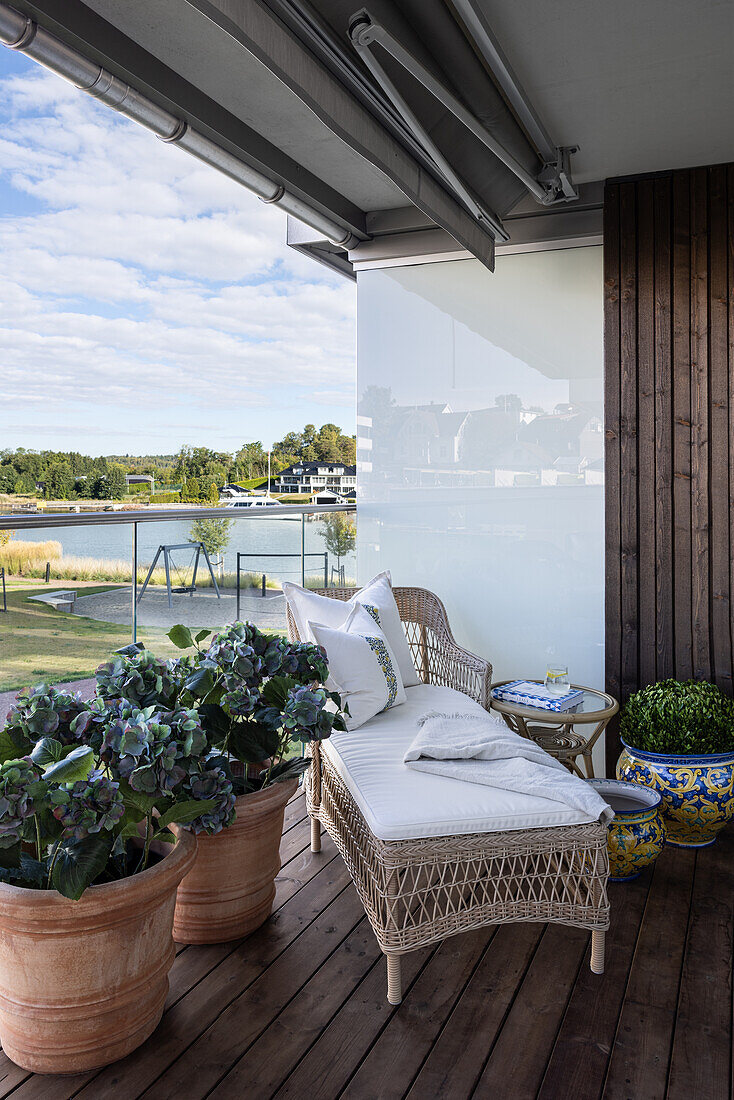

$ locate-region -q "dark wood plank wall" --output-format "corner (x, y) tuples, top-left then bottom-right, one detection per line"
(605, 164), (734, 771)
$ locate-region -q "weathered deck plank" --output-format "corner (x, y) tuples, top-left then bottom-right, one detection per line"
(537, 872), (652, 1100)
(602, 844), (697, 1100)
(407, 921), (542, 1099)
(472, 922), (590, 1098)
(0, 793), (729, 1100)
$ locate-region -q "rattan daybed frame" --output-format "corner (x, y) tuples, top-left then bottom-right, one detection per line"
(286, 586), (609, 1004)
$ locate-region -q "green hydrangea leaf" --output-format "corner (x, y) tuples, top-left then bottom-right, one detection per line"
(168, 625), (194, 650)
(51, 833), (113, 901)
(157, 798), (217, 830)
(0, 726), (30, 764)
(30, 737), (65, 767)
(0, 841), (21, 869)
(228, 721), (280, 764)
(261, 675), (297, 710)
(42, 745), (95, 784)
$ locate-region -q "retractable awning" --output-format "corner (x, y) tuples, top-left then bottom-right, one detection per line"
(2, 0), (576, 271)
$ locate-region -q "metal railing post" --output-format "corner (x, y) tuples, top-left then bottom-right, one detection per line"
(131, 522), (138, 644)
(236, 552), (241, 621)
(301, 514), (306, 587)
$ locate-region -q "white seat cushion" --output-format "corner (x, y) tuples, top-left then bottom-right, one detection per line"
(321, 684), (596, 841)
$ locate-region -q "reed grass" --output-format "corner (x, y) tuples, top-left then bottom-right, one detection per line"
(1, 551), (281, 590)
(0, 540), (63, 575)
(0, 540), (353, 592)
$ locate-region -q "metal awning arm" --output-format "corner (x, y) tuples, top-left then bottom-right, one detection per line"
(349, 10), (578, 207)
(349, 12), (508, 240)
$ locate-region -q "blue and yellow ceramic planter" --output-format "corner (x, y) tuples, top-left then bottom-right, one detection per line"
(616, 743), (734, 848)
(588, 779), (665, 881)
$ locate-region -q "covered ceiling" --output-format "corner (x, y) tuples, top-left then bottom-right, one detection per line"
(470, 0), (733, 184)
(6, 0), (733, 270)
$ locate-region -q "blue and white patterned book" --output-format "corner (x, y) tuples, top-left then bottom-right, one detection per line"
(492, 680), (584, 712)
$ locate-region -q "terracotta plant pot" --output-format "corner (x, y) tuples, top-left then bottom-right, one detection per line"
(173, 777), (298, 944)
(0, 830), (197, 1075)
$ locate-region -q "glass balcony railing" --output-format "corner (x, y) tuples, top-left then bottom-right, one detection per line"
(0, 504), (356, 698)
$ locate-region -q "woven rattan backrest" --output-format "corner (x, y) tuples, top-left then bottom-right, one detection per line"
(285, 585), (491, 707)
(284, 586), (451, 674)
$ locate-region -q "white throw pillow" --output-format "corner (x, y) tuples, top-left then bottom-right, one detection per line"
(282, 570), (420, 687)
(309, 604), (407, 730)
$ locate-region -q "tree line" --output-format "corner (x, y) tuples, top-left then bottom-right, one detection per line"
(0, 423), (356, 501)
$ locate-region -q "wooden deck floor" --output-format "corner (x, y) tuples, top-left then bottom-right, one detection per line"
(1, 790), (731, 1100)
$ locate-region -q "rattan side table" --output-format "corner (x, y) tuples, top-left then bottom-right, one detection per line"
(490, 681), (619, 779)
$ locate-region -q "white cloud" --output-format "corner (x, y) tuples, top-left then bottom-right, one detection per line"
(310, 390), (357, 407)
(0, 63), (356, 447)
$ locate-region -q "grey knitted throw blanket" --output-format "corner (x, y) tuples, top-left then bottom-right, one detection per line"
(403, 711), (613, 825)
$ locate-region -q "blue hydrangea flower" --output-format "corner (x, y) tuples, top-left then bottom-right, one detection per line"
(282, 686), (336, 742)
(205, 623), (263, 689)
(96, 650), (179, 709)
(71, 696), (137, 753)
(0, 758), (44, 848)
(104, 708), (208, 797)
(184, 763), (237, 835)
(5, 685), (89, 750)
(49, 771), (125, 839)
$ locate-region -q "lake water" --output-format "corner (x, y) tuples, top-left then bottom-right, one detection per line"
(17, 514), (356, 587)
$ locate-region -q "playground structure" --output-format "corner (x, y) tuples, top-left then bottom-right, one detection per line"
(138, 542), (221, 609)
(236, 551), (328, 620)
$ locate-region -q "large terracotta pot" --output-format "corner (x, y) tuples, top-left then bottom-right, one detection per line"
(0, 830), (197, 1074)
(173, 777), (298, 944)
(617, 742), (734, 847)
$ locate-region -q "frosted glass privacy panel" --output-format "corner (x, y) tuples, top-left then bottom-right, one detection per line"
(356, 247), (604, 698)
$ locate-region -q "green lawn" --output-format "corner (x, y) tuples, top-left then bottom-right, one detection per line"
(0, 581), (178, 693)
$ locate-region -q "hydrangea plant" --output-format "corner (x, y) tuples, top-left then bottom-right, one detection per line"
(621, 679), (734, 755)
(0, 620), (344, 899)
(0, 684), (218, 900)
(164, 620), (346, 795)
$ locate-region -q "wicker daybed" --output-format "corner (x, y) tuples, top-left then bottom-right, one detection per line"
(286, 586), (609, 1004)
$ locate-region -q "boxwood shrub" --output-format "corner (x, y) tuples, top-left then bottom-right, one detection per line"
(621, 679), (734, 755)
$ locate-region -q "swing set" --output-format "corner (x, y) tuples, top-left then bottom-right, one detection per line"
(137, 542), (221, 609)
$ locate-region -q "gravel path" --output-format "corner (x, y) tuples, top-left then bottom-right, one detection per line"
(0, 588), (287, 722)
(72, 585), (287, 633)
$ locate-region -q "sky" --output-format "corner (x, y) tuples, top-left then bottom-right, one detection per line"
(0, 50), (357, 457)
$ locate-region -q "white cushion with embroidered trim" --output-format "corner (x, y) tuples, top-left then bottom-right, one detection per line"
(309, 605), (406, 731)
(282, 570), (420, 687)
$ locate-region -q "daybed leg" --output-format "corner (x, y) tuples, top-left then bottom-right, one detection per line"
(310, 817), (321, 853)
(590, 930), (605, 974)
(386, 954), (402, 1005)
